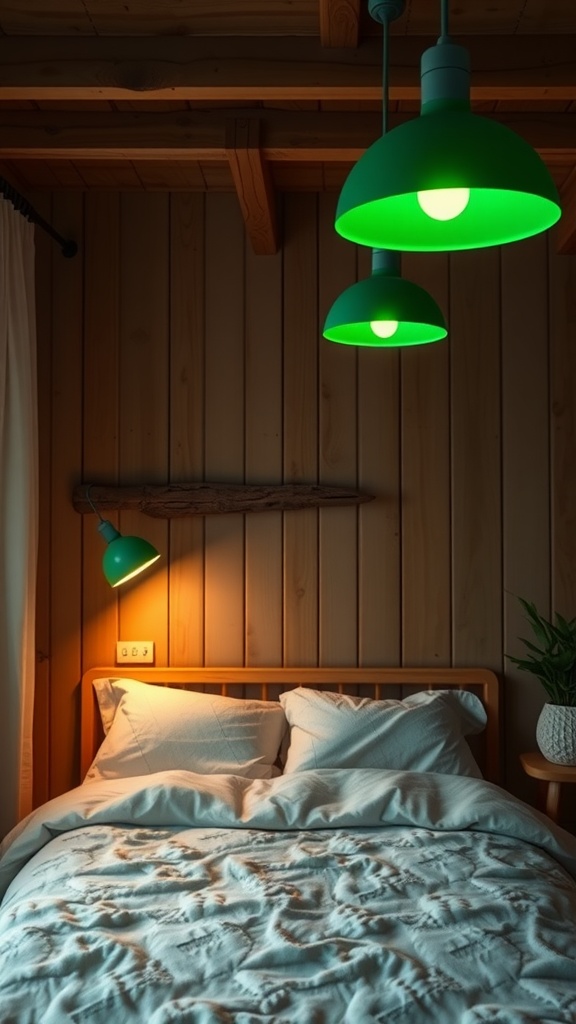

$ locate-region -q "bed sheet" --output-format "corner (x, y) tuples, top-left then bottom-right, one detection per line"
(1, 768), (576, 1024)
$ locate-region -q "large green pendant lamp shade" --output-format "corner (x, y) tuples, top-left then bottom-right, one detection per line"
(323, 249), (446, 346)
(336, 2), (561, 251)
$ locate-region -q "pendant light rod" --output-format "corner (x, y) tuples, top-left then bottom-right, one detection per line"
(371, 2), (401, 292)
(439, 0), (450, 43)
(369, 0), (405, 136)
(372, 248), (400, 275)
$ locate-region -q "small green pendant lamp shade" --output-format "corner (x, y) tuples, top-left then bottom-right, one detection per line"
(98, 519), (160, 588)
(323, 249), (447, 347)
(336, 41), (561, 251)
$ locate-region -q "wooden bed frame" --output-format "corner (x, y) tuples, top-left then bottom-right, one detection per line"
(81, 665), (501, 783)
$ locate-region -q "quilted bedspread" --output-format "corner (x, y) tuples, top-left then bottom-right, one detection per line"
(1, 768), (576, 1024)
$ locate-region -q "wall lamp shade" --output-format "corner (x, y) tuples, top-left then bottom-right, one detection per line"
(323, 250), (447, 347)
(98, 519), (160, 588)
(335, 43), (561, 252)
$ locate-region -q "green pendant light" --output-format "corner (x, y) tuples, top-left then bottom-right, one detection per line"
(335, 0), (561, 252)
(86, 486), (161, 587)
(324, 0), (447, 348)
(323, 248), (446, 346)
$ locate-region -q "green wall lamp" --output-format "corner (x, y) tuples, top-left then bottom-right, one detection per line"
(323, 249), (447, 347)
(86, 486), (160, 587)
(335, 0), (561, 251)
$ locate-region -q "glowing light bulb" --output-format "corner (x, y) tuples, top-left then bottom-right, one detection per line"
(370, 320), (399, 339)
(417, 188), (470, 221)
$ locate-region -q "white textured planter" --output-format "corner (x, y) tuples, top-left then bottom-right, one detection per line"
(536, 704), (576, 765)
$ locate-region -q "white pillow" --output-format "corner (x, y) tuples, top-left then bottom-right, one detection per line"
(85, 677), (287, 783)
(279, 687), (486, 777)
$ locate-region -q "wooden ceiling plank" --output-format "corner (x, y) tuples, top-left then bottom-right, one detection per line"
(113, 100), (190, 112)
(0, 158), (32, 194)
(0, 109), (224, 159)
(199, 163), (234, 190)
(263, 100), (320, 110)
(8, 160), (64, 189)
(319, 0), (361, 48)
(272, 162), (325, 190)
(43, 159), (86, 188)
(136, 160), (207, 191)
(35, 99), (113, 111)
(80, 1), (318, 37)
(1, 1), (574, 38)
(0, 0), (95, 36)
(74, 160), (143, 189)
(0, 109), (574, 164)
(556, 165), (576, 254)
(1, 35), (576, 101)
(226, 118), (278, 255)
(494, 99), (571, 112)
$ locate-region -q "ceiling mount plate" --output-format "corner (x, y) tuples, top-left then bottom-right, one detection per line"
(368, 0), (405, 25)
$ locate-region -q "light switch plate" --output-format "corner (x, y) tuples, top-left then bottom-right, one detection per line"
(116, 640), (155, 664)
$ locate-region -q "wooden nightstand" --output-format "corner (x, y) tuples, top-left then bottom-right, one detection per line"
(520, 752), (576, 823)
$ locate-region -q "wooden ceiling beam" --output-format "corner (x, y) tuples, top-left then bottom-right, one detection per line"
(1, 35), (576, 101)
(0, 109), (575, 163)
(319, 0), (361, 48)
(226, 118), (279, 255)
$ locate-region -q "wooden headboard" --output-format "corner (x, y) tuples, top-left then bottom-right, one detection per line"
(81, 666), (501, 783)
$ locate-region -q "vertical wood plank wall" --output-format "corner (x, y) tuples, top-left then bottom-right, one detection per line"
(34, 191), (576, 806)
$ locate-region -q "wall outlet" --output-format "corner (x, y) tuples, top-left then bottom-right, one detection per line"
(116, 641), (155, 664)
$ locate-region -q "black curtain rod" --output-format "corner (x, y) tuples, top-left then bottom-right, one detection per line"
(0, 175), (78, 258)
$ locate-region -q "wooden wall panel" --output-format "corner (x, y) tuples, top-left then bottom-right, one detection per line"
(318, 193), (358, 665)
(168, 193), (206, 666)
(357, 244), (401, 666)
(82, 192), (120, 672)
(203, 193), (246, 665)
(450, 248), (503, 669)
(118, 193), (170, 660)
(283, 194), (319, 665)
(32, 188), (576, 805)
(401, 252), (451, 667)
(548, 240), (576, 825)
(244, 229), (283, 666)
(549, 238), (576, 615)
(502, 234), (551, 797)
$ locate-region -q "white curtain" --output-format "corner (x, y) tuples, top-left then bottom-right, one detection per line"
(0, 197), (38, 839)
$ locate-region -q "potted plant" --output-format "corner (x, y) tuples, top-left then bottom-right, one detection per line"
(507, 597), (576, 765)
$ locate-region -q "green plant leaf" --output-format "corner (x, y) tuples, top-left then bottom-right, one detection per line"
(520, 600), (554, 646)
(517, 637), (546, 657)
(555, 612), (576, 636)
(508, 596), (576, 706)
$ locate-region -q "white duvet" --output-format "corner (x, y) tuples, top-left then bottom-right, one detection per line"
(1, 768), (576, 1024)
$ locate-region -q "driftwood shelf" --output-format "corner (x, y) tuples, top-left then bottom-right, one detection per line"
(73, 483), (374, 518)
